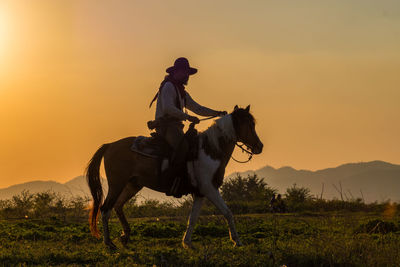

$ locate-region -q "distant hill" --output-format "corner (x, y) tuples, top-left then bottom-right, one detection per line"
(1, 161), (399, 203)
(0, 176), (169, 203)
(228, 161), (400, 203)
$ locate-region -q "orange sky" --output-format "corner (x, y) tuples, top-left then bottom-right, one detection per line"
(0, 1), (399, 188)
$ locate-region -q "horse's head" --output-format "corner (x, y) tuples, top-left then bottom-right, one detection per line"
(231, 105), (263, 154)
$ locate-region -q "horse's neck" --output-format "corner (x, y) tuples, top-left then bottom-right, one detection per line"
(201, 115), (236, 160)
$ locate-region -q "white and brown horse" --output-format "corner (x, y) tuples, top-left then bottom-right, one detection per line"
(86, 105), (263, 249)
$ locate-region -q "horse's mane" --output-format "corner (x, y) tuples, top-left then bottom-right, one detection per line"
(200, 115), (236, 152)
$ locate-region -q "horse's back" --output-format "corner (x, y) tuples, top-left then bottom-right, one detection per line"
(103, 136), (160, 183)
(103, 136), (136, 171)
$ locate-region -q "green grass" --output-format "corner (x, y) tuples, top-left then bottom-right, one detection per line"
(1, 212), (399, 266)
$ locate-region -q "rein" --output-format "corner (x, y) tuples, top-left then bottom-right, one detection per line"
(231, 143), (254, 163)
(199, 115), (220, 121)
(193, 116), (255, 164)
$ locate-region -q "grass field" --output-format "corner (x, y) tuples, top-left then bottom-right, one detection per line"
(1, 212), (399, 266)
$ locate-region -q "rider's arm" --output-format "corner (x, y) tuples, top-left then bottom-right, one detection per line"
(185, 92), (220, 117)
(159, 82), (190, 121)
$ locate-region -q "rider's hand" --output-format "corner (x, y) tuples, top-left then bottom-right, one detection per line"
(218, 111), (228, 116)
(187, 115), (200, 124)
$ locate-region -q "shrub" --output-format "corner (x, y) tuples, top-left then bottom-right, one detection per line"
(0, 191), (89, 221)
(285, 184), (313, 211)
(221, 174), (276, 202)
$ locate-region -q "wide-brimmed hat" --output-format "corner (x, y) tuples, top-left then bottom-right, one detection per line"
(166, 57), (198, 75)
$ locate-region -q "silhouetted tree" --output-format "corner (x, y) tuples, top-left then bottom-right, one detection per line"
(221, 174), (276, 202)
(284, 183), (313, 211)
(285, 183), (312, 203)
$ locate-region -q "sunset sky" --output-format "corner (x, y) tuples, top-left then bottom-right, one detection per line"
(0, 1), (399, 188)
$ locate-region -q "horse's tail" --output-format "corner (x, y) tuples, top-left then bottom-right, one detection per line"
(86, 143), (109, 238)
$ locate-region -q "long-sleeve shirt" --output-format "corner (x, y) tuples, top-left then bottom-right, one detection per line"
(155, 81), (220, 120)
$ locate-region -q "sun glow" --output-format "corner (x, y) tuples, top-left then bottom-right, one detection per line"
(0, 8), (8, 49)
(0, 5), (14, 79)
(0, 7), (10, 69)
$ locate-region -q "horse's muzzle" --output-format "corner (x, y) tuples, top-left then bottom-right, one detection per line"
(252, 141), (263, 154)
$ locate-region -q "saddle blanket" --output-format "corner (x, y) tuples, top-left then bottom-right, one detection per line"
(130, 135), (171, 158)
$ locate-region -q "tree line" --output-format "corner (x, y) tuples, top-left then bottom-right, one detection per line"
(0, 174), (392, 221)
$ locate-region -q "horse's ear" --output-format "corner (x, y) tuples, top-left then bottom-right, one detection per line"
(245, 105), (250, 112)
(234, 105), (239, 110)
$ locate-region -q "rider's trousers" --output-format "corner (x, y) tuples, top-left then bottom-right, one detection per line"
(156, 121), (189, 167)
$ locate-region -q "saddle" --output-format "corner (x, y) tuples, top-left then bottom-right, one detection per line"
(130, 132), (172, 159)
(130, 123), (200, 198)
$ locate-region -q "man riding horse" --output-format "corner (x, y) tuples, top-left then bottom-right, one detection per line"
(149, 57), (227, 196)
(86, 57), (263, 249)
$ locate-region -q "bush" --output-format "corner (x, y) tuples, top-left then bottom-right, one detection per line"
(221, 174), (276, 202)
(0, 191), (89, 221)
(285, 184), (313, 211)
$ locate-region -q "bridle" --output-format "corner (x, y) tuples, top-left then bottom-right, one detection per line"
(231, 142), (254, 163)
(192, 115), (255, 163)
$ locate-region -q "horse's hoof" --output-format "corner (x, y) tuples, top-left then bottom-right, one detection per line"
(182, 241), (194, 249)
(120, 234), (129, 247)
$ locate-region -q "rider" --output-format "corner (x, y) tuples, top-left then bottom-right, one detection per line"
(149, 57), (227, 195)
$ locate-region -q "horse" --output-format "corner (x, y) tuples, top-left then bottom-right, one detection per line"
(86, 105), (263, 249)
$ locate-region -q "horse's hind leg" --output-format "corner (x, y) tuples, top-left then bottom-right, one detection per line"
(114, 180), (143, 246)
(100, 180), (127, 250)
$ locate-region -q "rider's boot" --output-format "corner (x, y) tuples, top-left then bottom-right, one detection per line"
(162, 154), (187, 197)
(163, 141), (188, 197)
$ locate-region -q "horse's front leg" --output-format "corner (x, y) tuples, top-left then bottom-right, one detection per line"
(203, 186), (242, 247)
(182, 195), (204, 249)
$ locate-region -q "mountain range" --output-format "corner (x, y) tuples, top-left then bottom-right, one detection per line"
(1, 161), (399, 203)
(228, 160), (400, 203)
